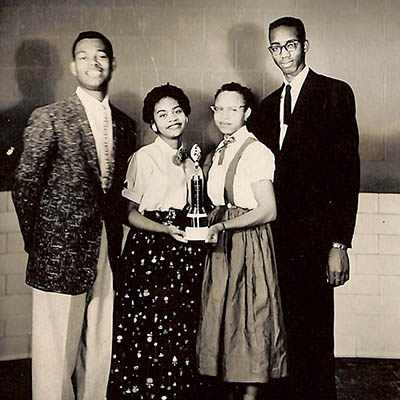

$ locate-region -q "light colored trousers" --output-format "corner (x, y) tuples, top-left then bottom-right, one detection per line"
(32, 226), (114, 400)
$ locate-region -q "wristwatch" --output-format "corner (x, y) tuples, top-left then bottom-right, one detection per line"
(332, 242), (347, 250)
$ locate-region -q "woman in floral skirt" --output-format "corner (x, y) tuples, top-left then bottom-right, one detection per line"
(107, 83), (206, 399)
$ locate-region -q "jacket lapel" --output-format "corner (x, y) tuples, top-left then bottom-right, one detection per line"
(110, 105), (120, 183)
(290, 69), (317, 122)
(69, 94), (102, 189)
(281, 70), (317, 152)
(266, 86), (283, 155)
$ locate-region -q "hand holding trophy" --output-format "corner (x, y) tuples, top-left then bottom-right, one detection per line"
(185, 144), (209, 241)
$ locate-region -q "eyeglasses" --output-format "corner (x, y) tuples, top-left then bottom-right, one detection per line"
(210, 105), (245, 114)
(268, 40), (301, 55)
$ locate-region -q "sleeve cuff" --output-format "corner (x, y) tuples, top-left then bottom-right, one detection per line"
(122, 188), (142, 204)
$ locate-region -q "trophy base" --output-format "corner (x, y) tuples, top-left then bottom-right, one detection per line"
(185, 226), (209, 241)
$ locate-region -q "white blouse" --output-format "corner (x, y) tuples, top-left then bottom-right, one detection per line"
(122, 137), (190, 213)
(207, 126), (275, 210)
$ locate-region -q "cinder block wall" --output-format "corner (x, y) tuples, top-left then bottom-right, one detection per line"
(1, 192), (400, 360)
(0, 192), (30, 360)
(1, 0), (400, 191)
(335, 194), (400, 358)
(1, 0), (400, 360)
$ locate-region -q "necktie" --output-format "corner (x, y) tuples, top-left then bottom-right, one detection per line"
(102, 106), (111, 190)
(217, 136), (235, 165)
(284, 84), (292, 126)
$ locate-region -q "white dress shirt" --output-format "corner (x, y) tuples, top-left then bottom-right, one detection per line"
(208, 126), (275, 209)
(279, 66), (309, 149)
(122, 136), (190, 213)
(76, 86), (113, 181)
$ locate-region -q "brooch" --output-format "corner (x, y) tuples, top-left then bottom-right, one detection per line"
(172, 147), (189, 166)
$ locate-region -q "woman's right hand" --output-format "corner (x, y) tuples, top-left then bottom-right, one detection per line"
(166, 224), (188, 243)
(205, 223), (223, 244)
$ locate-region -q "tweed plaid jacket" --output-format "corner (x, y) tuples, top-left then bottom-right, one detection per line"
(12, 94), (136, 295)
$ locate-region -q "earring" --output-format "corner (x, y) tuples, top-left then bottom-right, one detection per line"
(151, 123), (158, 133)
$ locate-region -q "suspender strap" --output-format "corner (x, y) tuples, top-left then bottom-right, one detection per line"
(223, 137), (257, 206)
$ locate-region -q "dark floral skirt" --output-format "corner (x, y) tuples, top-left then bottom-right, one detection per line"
(107, 210), (208, 399)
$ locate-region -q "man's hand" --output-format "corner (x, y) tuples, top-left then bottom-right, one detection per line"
(327, 248), (350, 286)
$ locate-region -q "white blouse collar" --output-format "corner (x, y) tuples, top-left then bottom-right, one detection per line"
(154, 136), (180, 156)
(216, 125), (250, 151)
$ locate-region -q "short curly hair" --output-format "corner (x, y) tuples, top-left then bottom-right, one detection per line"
(269, 16), (306, 44)
(214, 82), (255, 111)
(72, 31), (113, 60)
(142, 83), (191, 124)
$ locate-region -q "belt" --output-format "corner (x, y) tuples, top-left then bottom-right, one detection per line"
(143, 208), (186, 227)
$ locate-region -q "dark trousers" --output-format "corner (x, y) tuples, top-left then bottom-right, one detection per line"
(274, 247), (337, 400)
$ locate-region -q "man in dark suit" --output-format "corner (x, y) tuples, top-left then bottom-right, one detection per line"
(252, 17), (360, 400)
(12, 31), (135, 399)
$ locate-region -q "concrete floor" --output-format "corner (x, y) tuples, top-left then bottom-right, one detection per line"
(1, 358), (399, 399)
(336, 358), (400, 400)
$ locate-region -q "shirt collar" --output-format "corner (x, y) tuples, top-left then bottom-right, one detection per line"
(154, 136), (180, 156)
(283, 65), (309, 92)
(216, 125), (249, 152)
(76, 86), (110, 110)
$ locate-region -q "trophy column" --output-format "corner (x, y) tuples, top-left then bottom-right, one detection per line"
(185, 144), (209, 241)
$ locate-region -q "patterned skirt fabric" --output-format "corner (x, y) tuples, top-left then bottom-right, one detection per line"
(196, 206), (288, 383)
(107, 210), (207, 399)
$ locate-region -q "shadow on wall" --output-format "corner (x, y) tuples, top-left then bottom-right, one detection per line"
(202, 21), (274, 157)
(112, 90), (151, 150)
(0, 39), (62, 191)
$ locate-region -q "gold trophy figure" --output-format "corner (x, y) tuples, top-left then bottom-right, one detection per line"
(185, 144), (209, 241)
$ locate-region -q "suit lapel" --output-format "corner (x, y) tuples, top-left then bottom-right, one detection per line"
(110, 105), (120, 183)
(69, 94), (102, 189)
(281, 70), (317, 152)
(291, 69), (317, 122)
(267, 86), (283, 155)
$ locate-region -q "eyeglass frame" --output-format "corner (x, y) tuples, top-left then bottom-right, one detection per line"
(210, 105), (246, 114)
(268, 39), (302, 56)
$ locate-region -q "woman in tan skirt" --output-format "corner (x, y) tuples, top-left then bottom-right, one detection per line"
(197, 82), (287, 400)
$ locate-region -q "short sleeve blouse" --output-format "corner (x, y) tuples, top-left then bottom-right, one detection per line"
(207, 126), (275, 209)
(122, 137), (189, 213)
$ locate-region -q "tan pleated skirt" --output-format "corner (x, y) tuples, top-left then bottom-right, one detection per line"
(196, 207), (288, 383)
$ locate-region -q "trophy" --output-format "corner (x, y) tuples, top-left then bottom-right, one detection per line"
(185, 144), (209, 241)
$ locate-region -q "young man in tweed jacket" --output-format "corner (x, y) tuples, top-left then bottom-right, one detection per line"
(12, 31), (135, 399)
